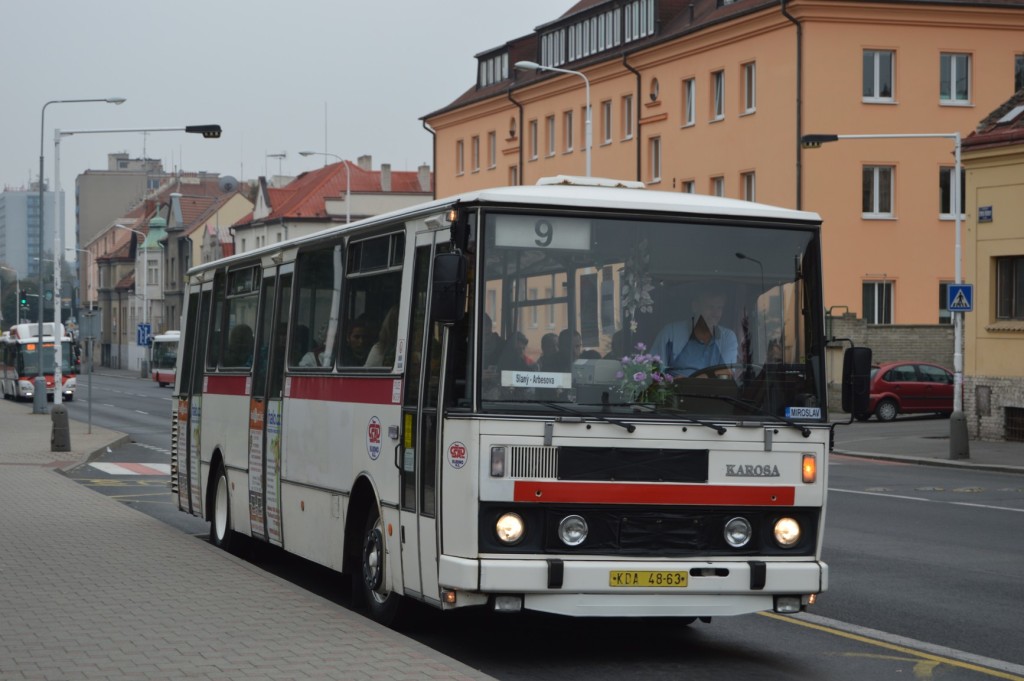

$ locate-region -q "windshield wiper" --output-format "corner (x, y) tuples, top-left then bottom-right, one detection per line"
(673, 392), (812, 437)
(644, 405), (728, 435)
(537, 401), (636, 433)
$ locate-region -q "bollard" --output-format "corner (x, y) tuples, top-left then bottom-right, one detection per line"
(949, 411), (970, 460)
(51, 404), (71, 452)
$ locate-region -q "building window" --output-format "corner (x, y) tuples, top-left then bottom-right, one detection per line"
(938, 281), (954, 324)
(939, 166), (965, 219)
(649, 137), (661, 183)
(564, 110), (574, 152)
(529, 120), (538, 160)
(471, 136), (480, 172)
(581, 106), (588, 150)
(712, 70), (725, 120)
(681, 180), (695, 193)
(509, 165), (519, 185)
(741, 171), (756, 201)
(940, 53), (971, 104)
(488, 132), (497, 169)
(546, 115), (556, 157)
(456, 140), (464, 175)
(742, 62), (756, 113)
(863, 281), (893, 324)
(683, 78), (695, 126)
(602, 100), (612, 143)
(863, 50), (895, 101)
(996, 256), (1024, 320)
(1016, 54), (1024, 92)
(862, 165), (894, 217)
(711, 176), (724, 197)
(623, 95), (634, 140)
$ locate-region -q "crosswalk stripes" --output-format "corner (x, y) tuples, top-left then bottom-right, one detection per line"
(89, 462), (171, 476)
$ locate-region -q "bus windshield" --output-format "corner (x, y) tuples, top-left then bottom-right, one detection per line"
(152, 339), (178, 370)
(479, 210), (825, 421)
(17, 341), (75, 375)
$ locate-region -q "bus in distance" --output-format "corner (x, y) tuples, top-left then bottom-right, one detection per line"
(1, 322), (77, 402)
(171, 176), (870, 625)
(151, 330), (180, 387)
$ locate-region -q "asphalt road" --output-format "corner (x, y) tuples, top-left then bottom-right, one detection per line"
(62, 373), (1024, 681)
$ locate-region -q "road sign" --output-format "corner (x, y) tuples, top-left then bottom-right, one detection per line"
(947, 284), (973, 312)
(80, 310), (100, 340)
(137, 322), (152, 347)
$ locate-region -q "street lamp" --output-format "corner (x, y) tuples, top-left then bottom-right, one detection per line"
(116, 224), (148, 377)
(514, 60), (591, 177)
(800, 131), (968, 459)
(0, 266), (18, 326)
(298, 151), (351, 223)
(34, 96), (126, 414)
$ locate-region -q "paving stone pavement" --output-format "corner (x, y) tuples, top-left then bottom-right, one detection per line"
(0, 400), (495, 681)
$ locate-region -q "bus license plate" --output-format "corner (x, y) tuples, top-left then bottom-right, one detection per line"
(609, 570), (688, 587)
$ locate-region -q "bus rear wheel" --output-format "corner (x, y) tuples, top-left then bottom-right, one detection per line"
(209, 464), (234, 551)
(353, 504), (403, 626)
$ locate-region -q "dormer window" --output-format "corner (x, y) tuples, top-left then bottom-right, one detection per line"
(539, 0), (654, 68)
(478, 52), (509, 88)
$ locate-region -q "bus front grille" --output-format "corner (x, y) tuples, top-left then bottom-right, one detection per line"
(508, 446), (558, 479)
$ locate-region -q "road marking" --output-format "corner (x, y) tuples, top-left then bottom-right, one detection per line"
(760, 611), (1024, 680)
(134, 409), (148, 415)
(90, 462), (171, 476)
(831, 488), (1024, 513)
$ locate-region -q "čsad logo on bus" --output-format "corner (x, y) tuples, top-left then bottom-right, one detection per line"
(366, 416), (382, 461)
(447, 441), (468, 469)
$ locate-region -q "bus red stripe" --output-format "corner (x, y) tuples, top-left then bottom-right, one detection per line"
(512, 482), (795, 506)
(204, 375), (249, 396)
(288, 375), (398, 404)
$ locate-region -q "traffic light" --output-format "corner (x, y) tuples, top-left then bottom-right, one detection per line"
(19, 289), (27, 306)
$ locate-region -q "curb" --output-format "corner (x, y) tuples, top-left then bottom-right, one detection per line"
(832, 449), (1024, 476)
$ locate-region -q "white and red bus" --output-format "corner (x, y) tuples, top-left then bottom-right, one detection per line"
(151, 330), (180, 387)
(1, 322), (77, 401)
(171, 177), (869, 625)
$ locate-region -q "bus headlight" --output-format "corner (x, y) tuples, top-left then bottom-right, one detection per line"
(496, 512), (525, 544)
(723, 517), (752, 547)
(773, 517), (802, 547)
(557, 515), (588, 546)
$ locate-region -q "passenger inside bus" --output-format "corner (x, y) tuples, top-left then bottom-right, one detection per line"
(339, 317), (374, 366)
(365, 306), (399, 367)
(225, 324), (254, 368)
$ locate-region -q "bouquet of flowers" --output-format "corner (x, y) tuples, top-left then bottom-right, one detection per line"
(616, 342), (674, 404)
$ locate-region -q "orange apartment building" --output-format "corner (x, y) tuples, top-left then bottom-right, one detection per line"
(424, 0), (1024, 329)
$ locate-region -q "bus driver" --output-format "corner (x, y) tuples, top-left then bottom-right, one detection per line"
(651, 285), (738, 378)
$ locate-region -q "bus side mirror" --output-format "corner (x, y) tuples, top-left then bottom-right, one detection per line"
(431, 252), (467, 324)
(841, 347), (872, 415)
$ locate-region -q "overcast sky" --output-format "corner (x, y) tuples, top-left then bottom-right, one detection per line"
(2, 0), (559, 231)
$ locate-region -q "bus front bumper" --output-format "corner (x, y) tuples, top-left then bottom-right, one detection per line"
(439, 556), (827, 617)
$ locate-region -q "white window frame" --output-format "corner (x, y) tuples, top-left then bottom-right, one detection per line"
(546, 115), (556, 157)
(940, 52), (971, 105)
(712, 70), (725, 121)
(863, 281), (894, 324)
(487, 131), (497, 169)
(862, 165), (894, 218)
(939, 166), (965, 220)
(683, 78), (695, 126)
(711, 176), (724, 197)
(741, 171), (756, 201)
(602, 100), (613, 143)
(863, 49), (895, 102)
(455, 139), (465, 175)
(471, 135), (480, 172)
(681, 180), (695, 193)
(564, 110), (574, 153)
(623, 95), (634, 140)
(742, 62), (756, 114)
(529, 120), (538, 160)
(649, 137), (661, 183)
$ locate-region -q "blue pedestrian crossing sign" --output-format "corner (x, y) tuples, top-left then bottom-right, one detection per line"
(947, 284), (973, 312)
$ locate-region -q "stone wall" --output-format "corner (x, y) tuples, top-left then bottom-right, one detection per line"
(964, 375), (1024, 441)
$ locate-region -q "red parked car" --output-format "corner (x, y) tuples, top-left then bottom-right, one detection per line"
(856, 361), (954, 422)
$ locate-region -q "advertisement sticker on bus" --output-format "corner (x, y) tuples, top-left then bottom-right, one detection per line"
(447, 441), (468, 469)
(366, 416), (382, 460)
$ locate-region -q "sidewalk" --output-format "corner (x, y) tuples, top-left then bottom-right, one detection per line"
(0, 397), (495, 681)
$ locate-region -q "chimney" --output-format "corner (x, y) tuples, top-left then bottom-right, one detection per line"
(381, 164), (391, 193)
(357, 155), (372, 171)
(418, 164), (431, 193)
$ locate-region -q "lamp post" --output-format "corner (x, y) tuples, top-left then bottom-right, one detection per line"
(0, 266), (18, 326)
(298, 151), (351, 223)
(514, 60), (591, 177)
(801, 131), (968, 459)
(34, 97), (126, 413)
(116, 224), (147, 377)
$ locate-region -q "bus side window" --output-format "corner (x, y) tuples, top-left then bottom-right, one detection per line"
(289, 244), (338, 370)
(206, 270), (226, 369)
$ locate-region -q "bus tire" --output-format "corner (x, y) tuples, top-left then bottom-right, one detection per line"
(353, 504), (403, 626)
(209, 463), (234, 551)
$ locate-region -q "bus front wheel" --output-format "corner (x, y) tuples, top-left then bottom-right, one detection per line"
(209, 464), (234, 551)
(353, 504), (403, 625)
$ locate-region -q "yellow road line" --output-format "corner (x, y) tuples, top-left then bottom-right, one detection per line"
(759, 611), (1024, 680)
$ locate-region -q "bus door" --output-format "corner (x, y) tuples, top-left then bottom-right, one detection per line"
(247, 265), (291, 546)
(176, 283), (213, 515)
(399, 232), (446, 601)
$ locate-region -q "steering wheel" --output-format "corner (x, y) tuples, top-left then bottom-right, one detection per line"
(688, 363), (757, 381)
